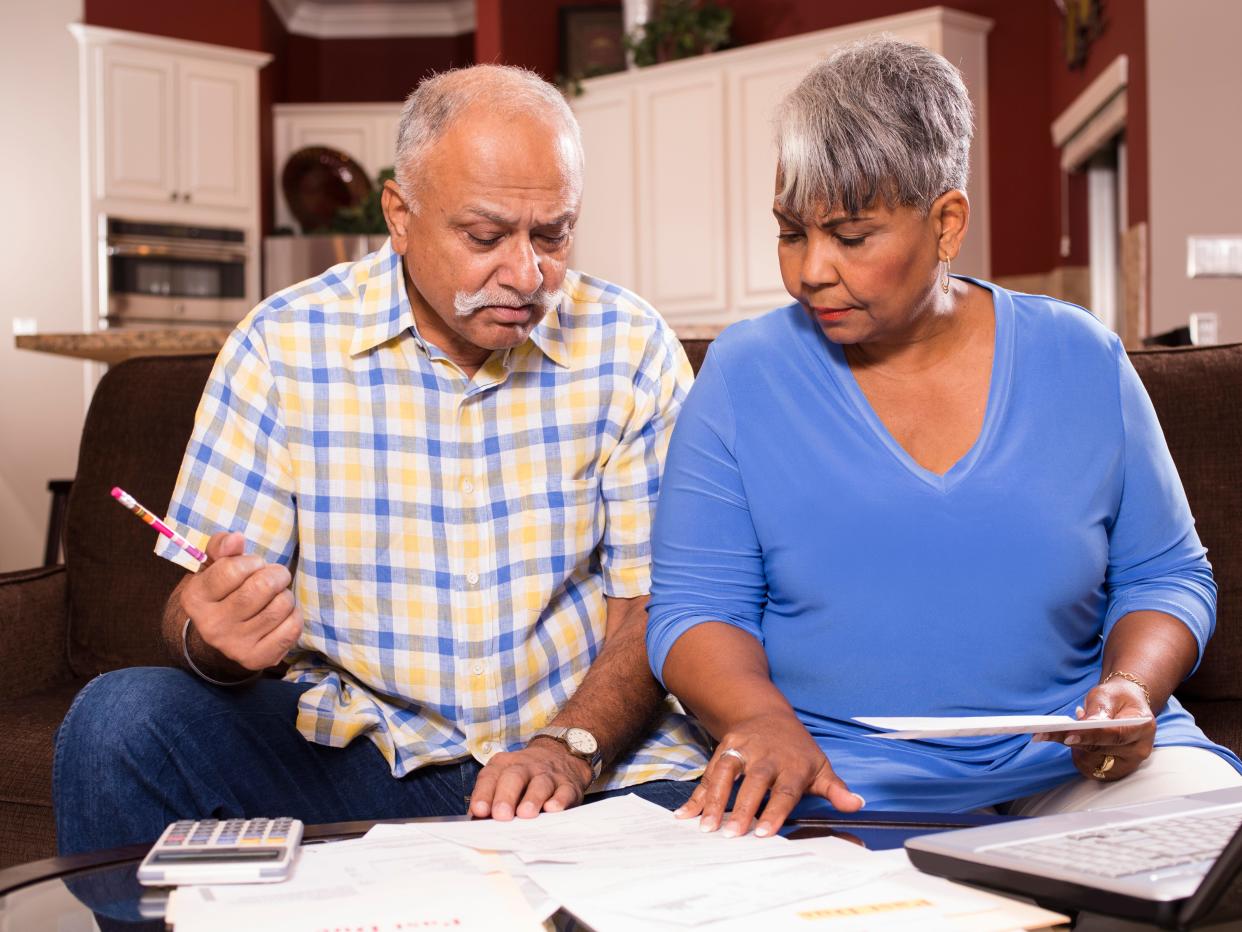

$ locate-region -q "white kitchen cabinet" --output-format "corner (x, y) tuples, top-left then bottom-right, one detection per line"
(272, 103), (403, 231)
(70, 24), (270, 336)
(176, 57), (253, 209)
(96, 44), (177, 203)
(571, 7), (993, 326)
(78, 27), (267, 211)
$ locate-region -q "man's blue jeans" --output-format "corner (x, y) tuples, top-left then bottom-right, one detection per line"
(53, 667), (698, 856)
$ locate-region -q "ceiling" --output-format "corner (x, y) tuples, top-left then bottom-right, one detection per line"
(266, 0), (476, 38)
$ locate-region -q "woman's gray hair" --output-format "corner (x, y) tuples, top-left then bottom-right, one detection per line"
(775, 37), (974, 218)
(394, 64), (583, 208)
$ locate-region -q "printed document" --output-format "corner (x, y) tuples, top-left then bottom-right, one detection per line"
(855, 713), (1151, 740)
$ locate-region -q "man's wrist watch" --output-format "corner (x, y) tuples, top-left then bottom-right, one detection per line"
(530, 726), (603, 780)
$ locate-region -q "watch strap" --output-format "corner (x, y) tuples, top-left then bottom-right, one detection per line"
(530, 726), (603, 779)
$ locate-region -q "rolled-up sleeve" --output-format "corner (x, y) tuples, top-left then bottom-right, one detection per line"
(1104, 341), (1217, 670)
(598, 324), (694, 598)
(156, 318), (298, 571)
(646, 347), (768, 685)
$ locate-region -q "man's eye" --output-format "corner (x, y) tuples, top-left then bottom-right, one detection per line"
(837, 235), (867, 248)
(539, 232), (570, 246)
(467, 233), (502, 246)
(777, 231), (805, 243)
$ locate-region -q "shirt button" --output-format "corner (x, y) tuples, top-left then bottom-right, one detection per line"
(461, 479), (475, 494)
(481, 742), (494, 755)
(466, 571), (479, 586)
(471, 660), (486, 676)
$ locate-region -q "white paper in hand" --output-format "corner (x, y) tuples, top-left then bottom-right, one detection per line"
(854, 714), (1152, 740)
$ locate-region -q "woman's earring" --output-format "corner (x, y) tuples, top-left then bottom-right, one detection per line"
(941, 258), (951, 295)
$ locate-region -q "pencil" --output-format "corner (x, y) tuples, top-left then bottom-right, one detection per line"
(111, 486), (207, 564)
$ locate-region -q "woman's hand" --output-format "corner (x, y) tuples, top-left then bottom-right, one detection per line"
(676, 710), (864, 838)
(1036, 677), (1155, 782)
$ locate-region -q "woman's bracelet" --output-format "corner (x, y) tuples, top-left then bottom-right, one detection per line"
(1102, 670), (1152, 709)
(181, 617), (262, 687)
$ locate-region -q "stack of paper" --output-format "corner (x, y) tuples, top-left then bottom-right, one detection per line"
(165, 830), (543, 932)
(165, 795), (1068, 931)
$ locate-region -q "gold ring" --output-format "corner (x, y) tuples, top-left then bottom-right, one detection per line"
(1092, 754), (1116, 780)
(720, 747), (746, 769)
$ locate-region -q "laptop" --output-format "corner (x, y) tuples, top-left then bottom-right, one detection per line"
(905, 785), (1242, 930)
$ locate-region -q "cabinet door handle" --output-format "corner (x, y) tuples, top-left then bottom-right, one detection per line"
(183, 192), (192, 202)
(169, 191), (177, 201)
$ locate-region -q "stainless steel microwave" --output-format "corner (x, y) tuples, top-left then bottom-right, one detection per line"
(103, 218), (250, 328)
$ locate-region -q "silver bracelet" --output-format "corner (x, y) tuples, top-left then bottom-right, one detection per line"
(181, 618), (261, 687)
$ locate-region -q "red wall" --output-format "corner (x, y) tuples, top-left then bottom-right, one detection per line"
(723, 0), (1063, 278)
(475, 0), (621, 79)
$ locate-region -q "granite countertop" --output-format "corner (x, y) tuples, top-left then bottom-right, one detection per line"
(16, 323), (726, 367)
(15, 329), (233, 366)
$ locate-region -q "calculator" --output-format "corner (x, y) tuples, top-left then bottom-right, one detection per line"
(137, 817), (303, 886)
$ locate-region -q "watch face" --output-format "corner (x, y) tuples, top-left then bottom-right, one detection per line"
(565, 727), (598, 755)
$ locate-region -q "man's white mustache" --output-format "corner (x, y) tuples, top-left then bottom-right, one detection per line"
(454, 286), (561, 318)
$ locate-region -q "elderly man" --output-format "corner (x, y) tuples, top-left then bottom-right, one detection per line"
(54, 65), (709, 855)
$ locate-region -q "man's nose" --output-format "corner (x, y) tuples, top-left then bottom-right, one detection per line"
(497, 236), (544, 296)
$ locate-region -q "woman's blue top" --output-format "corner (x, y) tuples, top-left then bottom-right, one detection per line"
(647, 279), (1242, 812)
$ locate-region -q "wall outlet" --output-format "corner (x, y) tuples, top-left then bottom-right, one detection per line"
(1190, 312), (1219, 346)
(12, 317), (38, 335)
(1187, 237), (1242, 278)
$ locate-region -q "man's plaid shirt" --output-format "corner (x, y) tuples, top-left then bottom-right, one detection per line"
(157, 241), (710, 789)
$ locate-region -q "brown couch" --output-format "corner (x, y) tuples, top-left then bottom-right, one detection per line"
(1, 340), (1239, 868)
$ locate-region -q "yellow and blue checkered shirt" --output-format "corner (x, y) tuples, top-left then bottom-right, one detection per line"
(157, 241), (710, 789)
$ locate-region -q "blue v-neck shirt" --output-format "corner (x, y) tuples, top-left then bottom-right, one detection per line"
(647, 279), (1241, 812)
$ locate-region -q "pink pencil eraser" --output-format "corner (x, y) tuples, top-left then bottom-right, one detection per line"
(111, 487), (123, 498)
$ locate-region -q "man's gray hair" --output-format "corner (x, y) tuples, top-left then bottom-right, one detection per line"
(775, 37), (974, 217)
(394, 64), (583, 207)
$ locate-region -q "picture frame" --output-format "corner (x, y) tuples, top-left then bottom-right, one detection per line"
(559, 5), (627, 81)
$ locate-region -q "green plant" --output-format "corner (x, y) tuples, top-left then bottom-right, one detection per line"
(330, 167), (395, 234)
(624, 0), (732, 68)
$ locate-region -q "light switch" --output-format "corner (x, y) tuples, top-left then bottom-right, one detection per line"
(1190, 312), (1219, 346)
(12, 317), (37, 335)
(1187, 237), (1242, 278)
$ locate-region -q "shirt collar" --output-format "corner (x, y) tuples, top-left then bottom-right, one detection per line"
(348, 241), (573, 370)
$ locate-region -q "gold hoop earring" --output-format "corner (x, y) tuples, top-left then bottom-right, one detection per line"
(941, 258), (951, 295)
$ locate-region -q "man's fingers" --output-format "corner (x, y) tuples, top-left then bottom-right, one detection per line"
(516, 773), (558, 819)
(544, 780), (580, 814)
(245, 606), (302, 670)
(194, 553), (268, 604)
(469, 768), (500, 818)
(489, 766), (535, 821)
(220, 563), (293, 622)
(204, 530), (245, 565)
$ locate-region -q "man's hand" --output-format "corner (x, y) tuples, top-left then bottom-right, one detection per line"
(179, 531), (303, 672)
(468, 737), (594, 820)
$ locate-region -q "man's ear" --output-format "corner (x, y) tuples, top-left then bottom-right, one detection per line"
(381, 179), (412, 253)
(932, 189), (970, 262)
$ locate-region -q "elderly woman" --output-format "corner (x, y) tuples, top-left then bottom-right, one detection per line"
(646, 38), (1242, 839)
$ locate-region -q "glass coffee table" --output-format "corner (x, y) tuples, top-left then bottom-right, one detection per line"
(0, 810), (1007, 930)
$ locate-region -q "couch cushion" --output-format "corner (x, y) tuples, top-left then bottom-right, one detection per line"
(1130, 344), (1242, 703)
(64, 355), (216, 678)
(0, 679), (89, 867)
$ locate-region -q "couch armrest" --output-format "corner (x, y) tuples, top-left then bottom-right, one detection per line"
(0, 565), (73, 700)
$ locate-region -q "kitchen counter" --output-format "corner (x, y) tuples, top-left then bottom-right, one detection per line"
(15, 329), (232, 366)
(17, 323), (727, 367)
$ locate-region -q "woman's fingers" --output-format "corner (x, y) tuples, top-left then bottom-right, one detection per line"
(697, 746), (746, 832)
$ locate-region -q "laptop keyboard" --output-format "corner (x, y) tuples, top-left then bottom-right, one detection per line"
(989, 809), (1242, 879)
